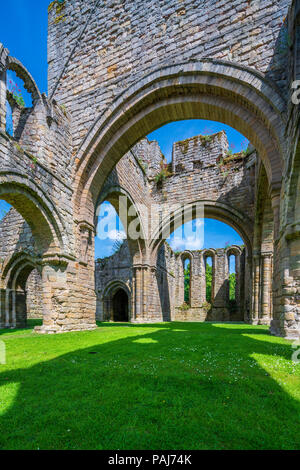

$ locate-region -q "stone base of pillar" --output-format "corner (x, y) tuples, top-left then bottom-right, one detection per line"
(249, 319), (259, 325)
(270, 319), (300, 339)
(35, 322), (97, 335)
(131, 319), (163, 324)
(258, 318), (271, 326)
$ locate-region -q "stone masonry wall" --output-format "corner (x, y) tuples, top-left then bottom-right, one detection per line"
(26, 269), (43, 319)
(48, 0), (290, 154)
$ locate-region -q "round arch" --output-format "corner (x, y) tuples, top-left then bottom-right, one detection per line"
(73, 60), (286, 222)
(0, 177), (66, 254)
(102, 280), (131, 322)
(150, 200), (253, 261)
(95, 185), (147, 261)
(0, 251), (40, 328)
(1, 252), (40, 289)
(6, 56), (42, 106)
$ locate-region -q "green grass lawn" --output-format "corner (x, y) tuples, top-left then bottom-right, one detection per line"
(0, 320), (299, 450)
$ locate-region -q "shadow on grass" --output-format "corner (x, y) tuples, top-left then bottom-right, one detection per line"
(0, 319), (42, 336)
(0, 322), (299, 450)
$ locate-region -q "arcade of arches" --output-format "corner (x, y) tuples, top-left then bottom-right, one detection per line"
(0, 0), (299, 339)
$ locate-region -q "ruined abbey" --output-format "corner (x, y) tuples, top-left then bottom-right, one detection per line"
(0, 0), (299, 339)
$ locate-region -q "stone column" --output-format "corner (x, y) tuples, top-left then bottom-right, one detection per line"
(269, 192), (300, 339)
(35, 253), (97, 334)
(213, 250), (228, 320)
(191, 253), (201, 308)
(235, 253), (241, 307)
(132, 265), (142, 322)
(0, 46), (8, 131)
(0, 289), (6, 328)
(251, 254), (260, 324)
(259, 253), (273, 325)
(15, 290), (27, 328)
(132, 263), (163, 323)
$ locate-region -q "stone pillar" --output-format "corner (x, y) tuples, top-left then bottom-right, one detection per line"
(35, 254), (97, 334)
(259, 253), (273, 325)
(200, 254), (207, 305)
(191, 253), (201, 308)
(132, 263), (162, 323)
(132, 265), (143, 322)
(213, 250), (228, 320)
(271, 231), (300, 339)
(251, 254), (260, 324)
(235, 253), (241, 307)
(0, 289), (6, 328)
(269, 191), (300, 339)
(15, 290), (27, 328)
(0, 45), (8, 131)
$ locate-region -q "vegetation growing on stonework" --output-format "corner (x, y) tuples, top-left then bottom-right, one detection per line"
(137, 158), (148, 174)
(48, 0), (66, 24)
(155, 159), (172, 186)
(14, 143), (24, 154)
(27, 153), (38, 170)
(199, 134), (213, 146)
(202, 301), (211, 312)
(178, 302), (190, 311)
(7, 79), (25, 108)
(178, 139), (189, 155)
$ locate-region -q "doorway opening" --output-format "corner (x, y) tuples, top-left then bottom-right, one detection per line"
(112, 289), (129, 322)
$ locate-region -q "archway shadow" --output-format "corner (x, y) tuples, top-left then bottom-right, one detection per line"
(0, 322), (299, 450)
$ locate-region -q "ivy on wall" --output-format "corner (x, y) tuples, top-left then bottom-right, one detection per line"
(48, 0), (66, 24)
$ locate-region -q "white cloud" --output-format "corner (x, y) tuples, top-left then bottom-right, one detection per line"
(169, 235), (204, 252)
(108, 229), (126, 241)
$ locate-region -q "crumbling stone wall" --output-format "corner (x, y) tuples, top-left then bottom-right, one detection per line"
(172, 247), (246, 322)
(95, 239), (247, 323)
(0, 0), (299, 337)
(48, 0), (290, 152)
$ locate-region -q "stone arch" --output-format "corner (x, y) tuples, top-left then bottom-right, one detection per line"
(102, 280), (131, 322)
(73, 60), (286, 223)
(6, 56), (42, 106)
(0, 178), (66, 254)
(0, 252), (40, 328)
(150, 201), (252, 262)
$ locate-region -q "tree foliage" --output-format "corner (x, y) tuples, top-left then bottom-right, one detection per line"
(184, 261), (190, 303)
(229, 272), (236, 300)
(206, 264), (212, 302)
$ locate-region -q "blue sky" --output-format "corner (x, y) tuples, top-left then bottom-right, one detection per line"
(0, 0), (49, 94)
(0, 2), (245, 266)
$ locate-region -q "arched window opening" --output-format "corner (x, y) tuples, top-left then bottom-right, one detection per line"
(229, 254), (236, 301)
(6, 101), (13, 136)
(5, 70), (33, 137)
(205, 256), (213, 303)
(183, 257), (191, 305)
(95, 200), (127, 260)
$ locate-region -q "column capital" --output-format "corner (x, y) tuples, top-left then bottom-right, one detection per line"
(42, 252), (75, 267)
(261, 252), (273, 259)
